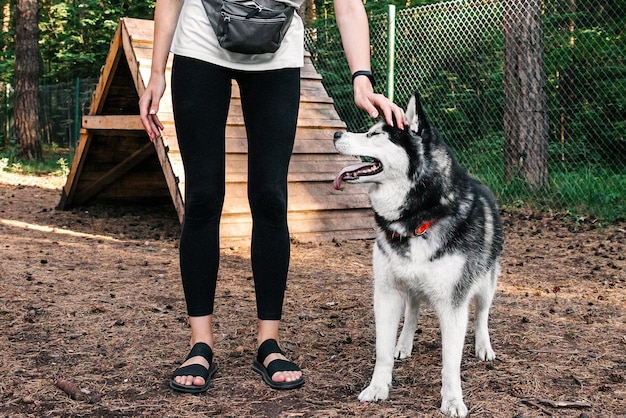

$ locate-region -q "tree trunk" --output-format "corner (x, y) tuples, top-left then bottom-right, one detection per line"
(13, 0), (42, 160)
(503, 0), (548, 188)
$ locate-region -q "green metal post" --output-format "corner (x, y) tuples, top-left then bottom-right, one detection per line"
(387, 5), (396, 102)
(74, 78), (81, 152)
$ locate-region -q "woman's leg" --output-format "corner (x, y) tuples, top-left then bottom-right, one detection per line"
(237, 67), (302, 384)
(171, 55), (232, 387)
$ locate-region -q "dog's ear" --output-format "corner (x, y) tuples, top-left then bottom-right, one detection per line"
(406, 92), (428, 136)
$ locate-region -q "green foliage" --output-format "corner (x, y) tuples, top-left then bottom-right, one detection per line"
(544, 0), (626, 170)
(0, 0), (156, 83)
(0, 0), (622, 221)
(307, 0), (451, 131)
(306, 0), (625, 221)
(0, 143), (72, 176)
(0, 0), (15, 84)
(552, 167), (626, 221)
(39, 0), (156, 83)
(457, 140), (626, 222)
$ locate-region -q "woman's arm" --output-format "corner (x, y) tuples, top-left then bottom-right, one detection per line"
(334, 0), (405, 128)
(139, 0), (184, 140)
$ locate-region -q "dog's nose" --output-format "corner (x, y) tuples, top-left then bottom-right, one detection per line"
(333, 131), (343, 142)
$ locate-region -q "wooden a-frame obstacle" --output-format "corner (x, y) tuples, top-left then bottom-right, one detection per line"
(58, 18), (375, 247)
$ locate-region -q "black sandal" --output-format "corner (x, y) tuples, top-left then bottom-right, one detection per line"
(251, 339), (304, 390)
(170, 342), (218, 394)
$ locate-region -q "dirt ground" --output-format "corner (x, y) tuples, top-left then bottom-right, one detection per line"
(0, 171), (624, 418)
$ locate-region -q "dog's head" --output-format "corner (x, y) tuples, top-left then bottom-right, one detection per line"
(333, 92), (433, 191)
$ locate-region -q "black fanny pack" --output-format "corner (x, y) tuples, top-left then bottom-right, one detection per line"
(202, 0), (295, 54)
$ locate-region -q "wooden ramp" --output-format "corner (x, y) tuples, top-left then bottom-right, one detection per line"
(58, 18), (375, 247)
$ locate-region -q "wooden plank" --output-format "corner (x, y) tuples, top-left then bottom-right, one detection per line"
(122, 18), (155, 43)
(165, 151), (185, 183)
(219, 230), (375, 249)
(300, 93), (334, 104)
(217, 209), (376, 247)
(218, 210), (373, 233)
(222, 153), (360, 182)
(225, 102), (342, 121)
(220, 115), (346, 129)
(82, 115), (144, 131)
(132, 47), (155, 63)
(287, 211), (375, 232)
(58, 131), (93, 209)
(153, 135), (185, 222)
(72, 141), (155, 205)
(289, 229), (376, 244)
(120, 19), (146, 97)
(218, 182), (371, 214)
(166, 129), (345, 154)
(90, 26), (124, 115)
(224, 136), (341, 154)
(222, 125), (345, 141)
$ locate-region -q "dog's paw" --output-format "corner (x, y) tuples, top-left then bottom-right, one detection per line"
(394, 343), (413, 359)
(358, 384), (390, 402)
(475, 344), (496, 361)
(440, 398), (468, 417)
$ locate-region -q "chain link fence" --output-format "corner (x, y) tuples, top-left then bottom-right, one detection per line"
(39, 78), (99, 151)
(1, 0), (623, 221)
(305, 0), (625, 221)
(0, 78), (97, 153)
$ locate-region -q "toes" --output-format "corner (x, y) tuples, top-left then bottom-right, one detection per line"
(271, 370), (302, 383)
(271, 372), (286, 383)
(174, 354), (209, 386)
(192, 376), (206, 386)
(263, 352), (302, 383)
(174, 375), (205, 387)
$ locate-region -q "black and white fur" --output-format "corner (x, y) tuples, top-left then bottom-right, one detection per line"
(333, 93), (503, 417)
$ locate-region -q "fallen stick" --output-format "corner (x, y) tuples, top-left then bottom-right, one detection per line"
(522, 399), (553, 416)
(320, 303), (358, 311)
(54, 379), (101, 404)
(528, 349), (580, 355)
(536, 398), (592, 409)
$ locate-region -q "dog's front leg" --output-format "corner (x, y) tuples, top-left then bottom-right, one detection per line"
(437, 305), (469, 417)
(395, 295), (419, 359)
(358, 284), (404, 402)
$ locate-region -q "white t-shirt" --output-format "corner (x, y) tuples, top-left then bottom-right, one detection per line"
(171, 0), (305, 71)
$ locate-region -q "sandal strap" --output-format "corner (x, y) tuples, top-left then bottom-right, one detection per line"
(185, 342), (214, 363)
(265, 358), (301, 377)
(256, 339), (284, 364)
(172, 363), (209, 379)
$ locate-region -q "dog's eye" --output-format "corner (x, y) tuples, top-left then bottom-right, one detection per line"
(366, 130), (381, 138)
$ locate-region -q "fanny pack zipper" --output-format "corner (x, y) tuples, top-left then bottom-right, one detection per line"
(221, 11), (284, 23)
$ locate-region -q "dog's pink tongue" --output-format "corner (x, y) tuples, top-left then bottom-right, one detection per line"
(333, 162), (372, 190)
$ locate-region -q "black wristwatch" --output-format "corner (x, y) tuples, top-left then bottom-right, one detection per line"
(352, 70), (376, 87)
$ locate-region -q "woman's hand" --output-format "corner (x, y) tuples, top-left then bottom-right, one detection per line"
(353, 76), (406, 129)
(139, 76), (167, 141)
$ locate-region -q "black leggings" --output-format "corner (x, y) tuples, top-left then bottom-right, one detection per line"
(171, 55), (300, 320)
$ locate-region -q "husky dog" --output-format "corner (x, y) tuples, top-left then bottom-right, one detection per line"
(333, 93), (503, 417)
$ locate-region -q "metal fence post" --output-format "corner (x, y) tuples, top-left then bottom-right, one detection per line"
(3, 83), (9, 147)
(387, 4), (396, 100)
(74, 78), (81, 152)
(387, 4), (396, 102)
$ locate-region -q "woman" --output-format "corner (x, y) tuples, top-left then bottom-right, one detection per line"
(139, 0), (405, 393)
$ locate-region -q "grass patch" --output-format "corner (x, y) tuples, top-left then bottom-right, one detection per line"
(0, 144), (71, 177)
(551, 167), (626, 222)
(457, 140), (625, 223)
